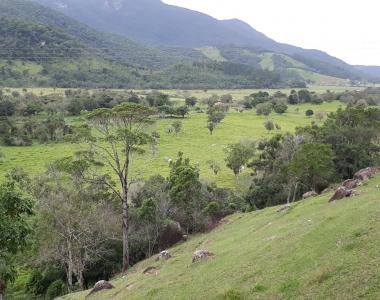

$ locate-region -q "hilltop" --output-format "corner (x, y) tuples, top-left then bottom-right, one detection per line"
(59, 174), (380, 299)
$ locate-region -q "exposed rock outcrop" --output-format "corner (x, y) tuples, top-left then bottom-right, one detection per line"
(342, 179), (362, 189)
(156, 250), (171, 261)
(329, 186), (353, 202)
(87, 280), (114, 297)
(192, 250), (215, 263)
(329, 166), (379, 203)
(303, 191), (318, 199)
(353, 167), (380, 181)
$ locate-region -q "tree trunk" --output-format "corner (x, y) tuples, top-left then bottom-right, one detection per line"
(0, 278), (5, 300)
(122, 148), (130, 273)
(122, 192), (129, 272)
(77, 269), (84, 291)
(286, 186), (292, 206)
(67, 239), (74, 290)
(292, 182), (299, 203)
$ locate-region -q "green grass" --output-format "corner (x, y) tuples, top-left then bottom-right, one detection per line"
(257, 53), (350, 85)
(59, 174), (380, 300)
(289, 69), (349, 86)
(0, 101), (343, 190)
(198, 47), (227, 62)
(2, 86), (363, 98)
(259, 53), (276, 71)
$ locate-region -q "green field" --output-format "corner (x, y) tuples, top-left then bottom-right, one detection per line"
(2, 85), (362, 97)
(59, 174), (380, 300)
(0, 100), (343, 190)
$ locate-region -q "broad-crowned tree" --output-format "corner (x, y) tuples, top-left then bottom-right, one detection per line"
(87, 103), (156, 272)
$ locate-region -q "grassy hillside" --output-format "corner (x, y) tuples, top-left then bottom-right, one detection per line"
(60, 174), (380, 299)
(204, 46), (353, 86)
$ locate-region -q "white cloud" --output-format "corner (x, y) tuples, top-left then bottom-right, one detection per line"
(163, 0), (380, 65)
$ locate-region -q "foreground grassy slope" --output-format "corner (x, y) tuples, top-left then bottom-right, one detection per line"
(61, 175), (380, 300)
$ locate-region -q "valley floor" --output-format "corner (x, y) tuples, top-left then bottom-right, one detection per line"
(0, 101), (343, 190)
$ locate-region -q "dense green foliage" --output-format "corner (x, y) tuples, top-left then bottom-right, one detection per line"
(298, 107), (380, 179)
(246, 106), (380, 209)
(0, 180), (33, 298)
(289, 143), (335, 192)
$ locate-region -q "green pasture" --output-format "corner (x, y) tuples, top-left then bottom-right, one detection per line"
(0, 101), (343, 190)
(2, 86), (362, 98)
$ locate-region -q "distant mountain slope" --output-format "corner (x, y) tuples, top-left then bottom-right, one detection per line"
(0, 16), (149, 88)
(32, 0), (374, 81)
(1, 0), (376, 87)
(59, 174), (380, 299)
(355, 66), (380, 81)
(0, 0), (204, 70)
(0, 1), (286, 89)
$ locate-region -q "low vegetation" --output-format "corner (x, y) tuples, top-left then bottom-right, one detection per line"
(2, 87), (380, 299)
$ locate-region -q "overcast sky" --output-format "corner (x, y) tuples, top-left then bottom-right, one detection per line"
(163, 0), (380, 66)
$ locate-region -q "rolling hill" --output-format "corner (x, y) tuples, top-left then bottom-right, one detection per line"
(32, 0), (378, 82)
(0, 16), (148, 88)
(59, 174), (380, 299)
(0, 0), (287, 88)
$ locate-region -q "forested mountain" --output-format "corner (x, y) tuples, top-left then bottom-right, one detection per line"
(0, 0), (377, 87)
(2, 0), (323, 89)
(0, 0), (288, 88)
(0, 0), (201, 70)
(32, 0), (377, 82)
(0, 17), (148, 88)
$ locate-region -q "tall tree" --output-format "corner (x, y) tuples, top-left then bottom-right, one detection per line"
(289, 143), (335, 192)
(0, 181), (33, 300)
(168, 152), (203, 233)
(87, 103), (156, 272)
(225, 142), (255, 175)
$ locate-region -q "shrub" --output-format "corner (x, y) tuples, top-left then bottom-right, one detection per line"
(172, 121), (182, 134)
(46, 280), (67, 300)
(185, 96), (197, 107)
(264, 120), (275, 132)
(256, 102), (272, 116)
(220, 94), (233, 103)
(203, 201), (220, 219)
(305, 109), (314, 117)
(273, 103), (288, 114)
(223, 289), (244, 300)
